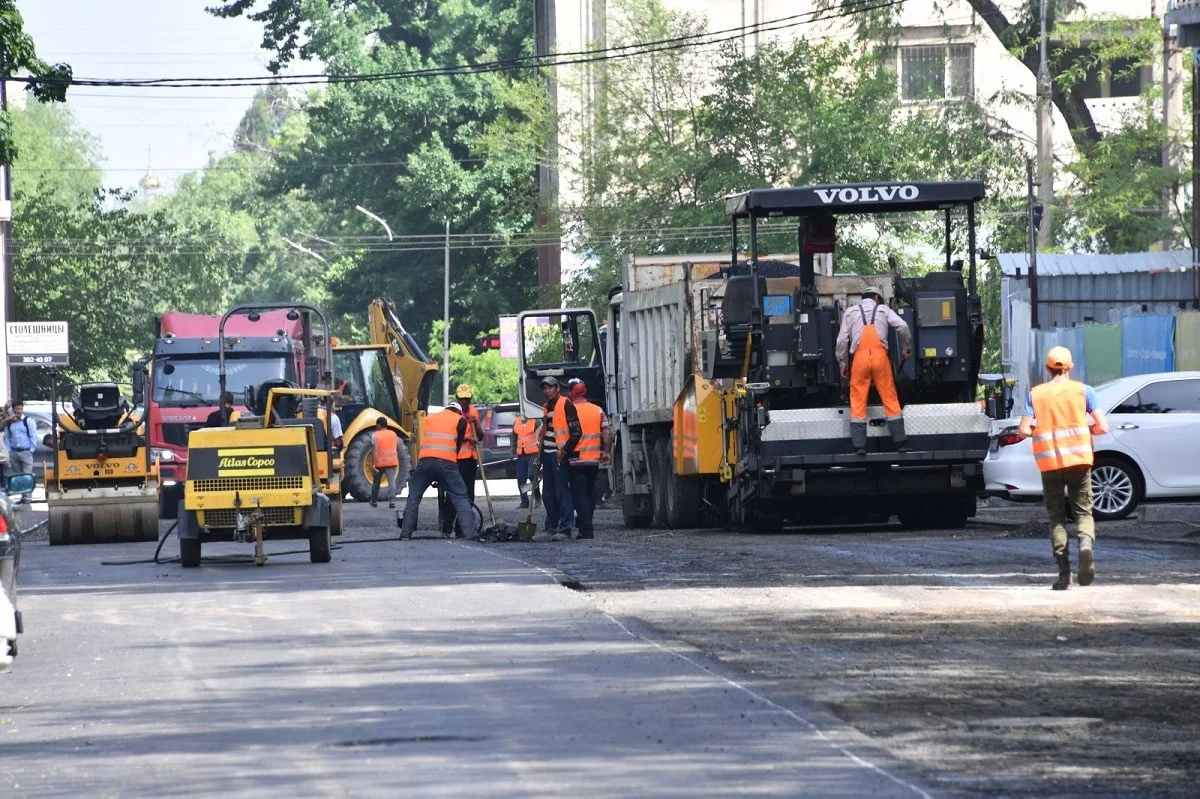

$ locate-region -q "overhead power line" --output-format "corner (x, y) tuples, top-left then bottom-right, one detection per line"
(15, 0), (904, 90)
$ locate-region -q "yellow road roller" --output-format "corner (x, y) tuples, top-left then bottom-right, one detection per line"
(46, 381), (160, 545)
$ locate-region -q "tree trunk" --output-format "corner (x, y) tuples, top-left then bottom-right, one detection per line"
(966, 0), (1101, 151)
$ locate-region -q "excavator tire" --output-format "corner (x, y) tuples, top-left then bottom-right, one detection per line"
(342, 431), (412, 503)
(48, 502), (159, 546)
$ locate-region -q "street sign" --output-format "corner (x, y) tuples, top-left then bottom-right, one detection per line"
(6, 321), (70, 367)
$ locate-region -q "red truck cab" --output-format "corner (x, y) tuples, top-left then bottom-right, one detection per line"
(147, 311), (305, 483)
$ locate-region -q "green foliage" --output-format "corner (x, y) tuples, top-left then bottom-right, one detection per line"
(10, 102), (101, 205)
(212, 0), (544, 350)
(425, 321), (518, 404)
(566, 0), (1026, 317)
(0, 0), (72, 165)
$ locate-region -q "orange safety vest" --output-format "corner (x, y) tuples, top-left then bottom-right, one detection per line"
(513, 417), (539, 455)
(568, 401), (604, 464)
(550, 395), (574, 451)
(419, 409), (461, 462)
(373, 427), (400, 468)
(457, 405), (480, 460)
(1030, 379), (1094, 472)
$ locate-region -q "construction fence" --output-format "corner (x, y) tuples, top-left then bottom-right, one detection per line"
(1028, 311), (1200, 389)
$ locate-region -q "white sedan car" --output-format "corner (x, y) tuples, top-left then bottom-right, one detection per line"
(984, 371), (1200, 520)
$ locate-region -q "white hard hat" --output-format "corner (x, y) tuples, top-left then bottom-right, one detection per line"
(446, 401), (462, 413)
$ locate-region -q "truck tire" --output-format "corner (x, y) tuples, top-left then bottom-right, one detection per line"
(180, 538), (201, 568)
(310, 524), (332, 563)
(343, 431), (411, 503)
(330, 495), (344, 536)
(659, 440), (701, 529)
(622, 494), (653, 529)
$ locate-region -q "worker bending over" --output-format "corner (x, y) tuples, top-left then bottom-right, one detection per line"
(399, 402), (477, 540)
(835, 287), (912, 455)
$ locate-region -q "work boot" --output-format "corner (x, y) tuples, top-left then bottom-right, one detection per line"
(1052, 554), (1071, 591)
(519, 497), (530, 509)
(850, 421), (868, 456)
(369, 500), (377, 508)
(1078, 538), (1095, 586)
(887, 417), (909, 453)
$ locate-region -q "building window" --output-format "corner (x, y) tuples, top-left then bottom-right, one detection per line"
(1056, 48), (1150, 99)
(895, 43), (974, 101)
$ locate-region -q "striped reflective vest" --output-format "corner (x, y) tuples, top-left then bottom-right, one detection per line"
(513, 417), (539, 455)
(418, 410), (461, 462)
(1030, 379), (1094, 472)
(373, 427), (400, 468)
(457, 405), (480, 460)
(550, 395), (577, 452)
(568, 401), (603, 464)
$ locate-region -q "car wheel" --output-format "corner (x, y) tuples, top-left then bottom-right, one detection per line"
(1091, 457), (1142, 522)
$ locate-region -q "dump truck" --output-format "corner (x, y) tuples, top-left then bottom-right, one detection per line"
(518, 180), (992, 530)
(145, 310), (307, 487)
(45, 381), (160, 545)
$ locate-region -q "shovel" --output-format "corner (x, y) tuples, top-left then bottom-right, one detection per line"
(476, 448), (509, 540)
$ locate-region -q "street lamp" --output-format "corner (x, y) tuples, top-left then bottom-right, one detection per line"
(354, 206), (452, 404)
(281, 236), (328, 264)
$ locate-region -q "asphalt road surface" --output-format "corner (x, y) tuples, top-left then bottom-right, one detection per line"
(2, 492), (935, 799)
(5, 486), (1200, 797)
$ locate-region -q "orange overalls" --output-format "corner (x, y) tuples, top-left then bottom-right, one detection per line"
(850, 304), (902, 421)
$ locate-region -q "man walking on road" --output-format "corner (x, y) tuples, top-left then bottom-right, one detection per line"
(369, 417), (401, 509)
(400, 402), (477, 540)
(561, 380), (611, 540)
(1018, 346), (1109, 590)
(835, 287), (912, 455)
(5, 402), (37, 504)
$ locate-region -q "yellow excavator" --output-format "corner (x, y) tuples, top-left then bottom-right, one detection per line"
(332, 298), (438, 501)
(45, 379), (160, 545)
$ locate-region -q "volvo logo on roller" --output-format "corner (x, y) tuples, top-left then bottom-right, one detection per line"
(815, 185), (920, 204)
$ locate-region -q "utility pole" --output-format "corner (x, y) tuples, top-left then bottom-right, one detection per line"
(0, 54), (13, 403)
(1027, 159), (1041, 330)
(1163, 10), (1182, 250)
(1165, 1), (1200, 307)
(1035, 0), (1054, 249)
(533, 0), (561, 305)
(443, 219), (451, 405)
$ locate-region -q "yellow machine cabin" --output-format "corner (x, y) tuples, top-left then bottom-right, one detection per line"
(46, 382), (159, 545)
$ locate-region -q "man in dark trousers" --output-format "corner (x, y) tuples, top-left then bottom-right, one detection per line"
(535, 377), (577, 540)
(400, 402), (477, 540)
(561, 380), (612, 540)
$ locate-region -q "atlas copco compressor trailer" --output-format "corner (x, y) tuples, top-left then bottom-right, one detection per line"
(519, 179), (992, 530)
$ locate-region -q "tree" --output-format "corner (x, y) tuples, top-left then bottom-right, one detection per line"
(210, 0), (546, 349)
(0, 0), (72, 165)
(566, 0), (1027, 316)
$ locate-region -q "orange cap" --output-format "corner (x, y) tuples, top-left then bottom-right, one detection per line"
(1045, 346), (1073, 369)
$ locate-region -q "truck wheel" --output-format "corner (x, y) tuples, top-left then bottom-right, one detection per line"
(330, 495), (344, 536)
(310, 524), (333, 563)
(621, 494), (653, 529)
(180, 538), (201, 568)
(660, 440), (701, 529)
(343, 431), (411, 503)
(649, 440), (669, 528)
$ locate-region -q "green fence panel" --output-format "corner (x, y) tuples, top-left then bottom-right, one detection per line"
(1083, 323), (1122, 385)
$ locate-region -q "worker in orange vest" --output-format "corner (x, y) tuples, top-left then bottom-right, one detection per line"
(399, 402), (477, 540)
(441, 383), (484, 536)
(1019, 346), (1109, 590)
(835, 287), (912, 455)
(370, 417), (402, 509)
(561, 379), (611, 540)
(510, 410), (541, 509)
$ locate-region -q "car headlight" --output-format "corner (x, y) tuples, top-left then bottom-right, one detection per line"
(151, 448), (175, 463)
